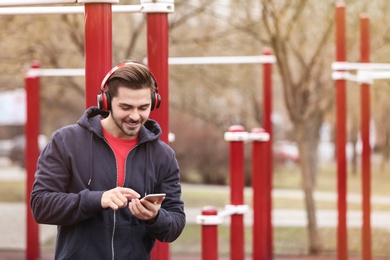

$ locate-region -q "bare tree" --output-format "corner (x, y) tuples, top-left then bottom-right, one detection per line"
(226, 0), (337, 253)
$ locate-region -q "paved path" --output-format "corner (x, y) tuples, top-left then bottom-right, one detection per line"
(2, 203), (390, 251)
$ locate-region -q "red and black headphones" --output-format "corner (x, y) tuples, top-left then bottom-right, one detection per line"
(97, 61), (161, 111)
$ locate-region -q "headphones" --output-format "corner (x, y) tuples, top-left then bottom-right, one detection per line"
(97, 61), (161, 111)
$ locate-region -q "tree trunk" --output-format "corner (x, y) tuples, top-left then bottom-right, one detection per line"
(295, 121), (322, 254)
(350, 116), (359, 175)
(381, 132), (390, 171)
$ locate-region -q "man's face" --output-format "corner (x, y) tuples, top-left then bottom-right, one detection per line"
(109, 86), (151, 139)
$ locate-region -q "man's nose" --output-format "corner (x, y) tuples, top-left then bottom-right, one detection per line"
(128, 109), (140, 121)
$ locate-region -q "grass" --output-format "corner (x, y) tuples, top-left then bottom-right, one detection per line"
(173, 162), (390, 257)
(0, 181), (25, 202)
(3, 161), (390, 257)
(170, 225), (390, 257)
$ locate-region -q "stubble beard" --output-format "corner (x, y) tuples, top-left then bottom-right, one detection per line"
(111, 110), (141, 138)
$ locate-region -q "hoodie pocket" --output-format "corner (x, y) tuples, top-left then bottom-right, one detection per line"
(63, 218), (112, 260)
(113, 223), (154, 260)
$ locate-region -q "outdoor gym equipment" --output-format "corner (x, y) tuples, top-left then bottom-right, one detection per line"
(190, 51), (274, 260)
(333, 2), (390, 260)
(2, 1), (173, 259)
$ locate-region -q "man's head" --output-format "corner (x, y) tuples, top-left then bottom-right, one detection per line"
(97, 61), (161, 111)
(98, 62), (161, 139)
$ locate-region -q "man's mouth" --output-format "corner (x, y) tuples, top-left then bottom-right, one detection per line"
(125, 121), (139, 128)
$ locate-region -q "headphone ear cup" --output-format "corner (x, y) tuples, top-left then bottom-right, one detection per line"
(151, 92), (161, 111)
(97, 90), (111, 111)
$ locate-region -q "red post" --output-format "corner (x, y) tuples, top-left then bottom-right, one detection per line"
(251, 128), (271, 260)
(360, 14), (372, 260)
(83, 1), (114, 108)
(25, 61), (41, 260)
(335, 3), (348, 260)
(143, 1), (174, 258)
(145, 1), (171, 144)
(225, 125), (246, 260)
(200, 207), (219, 260)
(262, 47), (273, 258)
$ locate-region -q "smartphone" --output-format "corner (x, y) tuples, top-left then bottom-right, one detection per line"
(143, 193), (166, 203)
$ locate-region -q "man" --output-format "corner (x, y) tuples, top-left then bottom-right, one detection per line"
(30, 61), (186, 259)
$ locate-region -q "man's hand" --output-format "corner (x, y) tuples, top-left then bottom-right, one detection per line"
(129, 196), (165, 221)
(101, 187), (140, 211)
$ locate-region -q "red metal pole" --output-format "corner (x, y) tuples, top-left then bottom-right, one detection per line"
(146, 12), (170, 143)
(144, 1), (173, 258)
(360, 14), (372, 260)
(226, 125), (245, 260)
(262, 47), (273, 258)
(335, 3), (348, 260)
(201, 207), (219, 260)
(25, 61), (41, 260)
(84, 1), (113, 108)
(251, 128), (271, 260)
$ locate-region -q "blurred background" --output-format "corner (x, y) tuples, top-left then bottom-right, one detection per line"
(1, 0), (390, 257)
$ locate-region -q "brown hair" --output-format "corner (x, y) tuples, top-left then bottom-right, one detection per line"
(107, 61), (157, 98)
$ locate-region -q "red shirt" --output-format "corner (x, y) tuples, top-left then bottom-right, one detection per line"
(103, 128), (137, 187)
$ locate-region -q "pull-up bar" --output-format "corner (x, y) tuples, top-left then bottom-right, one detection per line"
(6, 1), (174, 259)
(0, 5), (142, 14)
(27, 68), (85, 77)
(332, 70), (390, 84)
(0, 0), (76, 6)
(31, 54), (277, 78)
(334, 4), (377, 260)
(167, 55), (276, 65)
(332, 59), (390, 82)
(160, 49), (275, 260)
(144, 55), (276, 65)
(332, 61), (390, 84)
(332, 61), (390, 71)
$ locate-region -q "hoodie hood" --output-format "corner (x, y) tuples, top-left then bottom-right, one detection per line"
(75, 107), (162, 187)
(77, 106), (162, 143)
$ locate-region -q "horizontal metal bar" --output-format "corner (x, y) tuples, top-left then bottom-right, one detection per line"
(0, 0), (76, 6)
(332, 62), (390, 71)
(168, 55), (276, 65)
(27, 68), (85, 77)
(0, 4), (142, 15)
(143, 55), (276, 65)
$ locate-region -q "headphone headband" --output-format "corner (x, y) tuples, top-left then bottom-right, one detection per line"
(100, 62), (150, 91)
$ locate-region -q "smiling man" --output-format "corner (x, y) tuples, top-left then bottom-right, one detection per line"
(30, 61), (185, 260)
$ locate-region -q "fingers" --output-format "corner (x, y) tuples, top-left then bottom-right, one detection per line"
(101, 187), (140, 211)
(118, 187), (140, 201)
(129, 198), (161, 221)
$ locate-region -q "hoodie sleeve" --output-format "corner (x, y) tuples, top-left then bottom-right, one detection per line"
(30, 130), (104, 226)
(144, 149), (186, 242)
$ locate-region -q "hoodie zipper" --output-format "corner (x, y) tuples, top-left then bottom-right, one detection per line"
(101, 138), (118, 260)
(122, 144), (138, 188)
(108, 140), (139, 260)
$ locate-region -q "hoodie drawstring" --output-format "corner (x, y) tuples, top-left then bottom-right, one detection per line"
(144, 142), (149, 197)
(88, 133), (93, 186)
